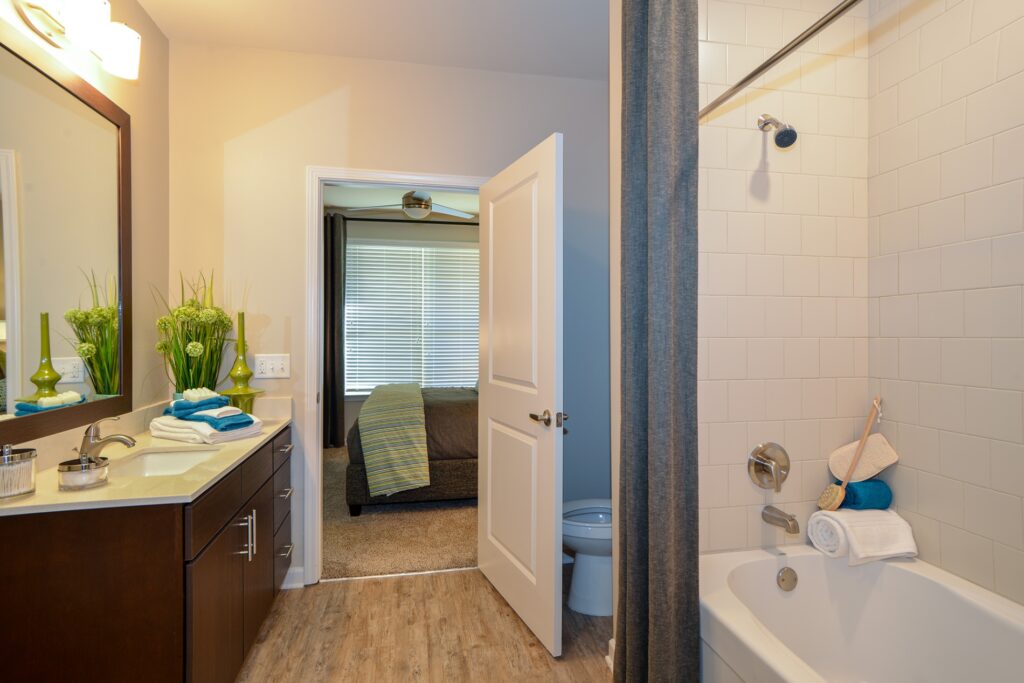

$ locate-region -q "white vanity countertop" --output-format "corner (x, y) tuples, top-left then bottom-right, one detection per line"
(0, 419), (291, 517)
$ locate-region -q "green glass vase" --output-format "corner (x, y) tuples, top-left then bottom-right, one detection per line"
(21, 312), (62, 403)
(220, 311), (262, 414)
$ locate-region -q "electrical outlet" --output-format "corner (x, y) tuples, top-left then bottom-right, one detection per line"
(53, 357), (85, 384)
(254, 354), (290, 379)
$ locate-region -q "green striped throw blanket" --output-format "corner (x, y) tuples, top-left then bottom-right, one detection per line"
(360, 383), (430, 497)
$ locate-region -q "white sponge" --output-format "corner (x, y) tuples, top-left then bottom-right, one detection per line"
(828, 433), (899, 482)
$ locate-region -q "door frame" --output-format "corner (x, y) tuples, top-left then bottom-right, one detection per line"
(303, 166), (490, 584)
(0, 149), (22, 414)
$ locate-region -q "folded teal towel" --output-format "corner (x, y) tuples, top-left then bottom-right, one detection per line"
(181, 412), (254, 432)
(837, 478), (893, 510)
(15, 396), (87, 416)
(165, 396), (229, 417)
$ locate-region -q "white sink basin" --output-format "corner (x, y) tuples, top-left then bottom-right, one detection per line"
(113, 446), (220, 478)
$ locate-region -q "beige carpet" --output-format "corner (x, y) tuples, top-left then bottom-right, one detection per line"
(322, 447), (477, 579)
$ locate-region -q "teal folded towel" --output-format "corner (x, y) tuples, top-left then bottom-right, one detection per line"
(181, 412), (254, 432)
(165, 396), (229, 417)
(837, 478), (893, 510)
(15, 396), (87, 416)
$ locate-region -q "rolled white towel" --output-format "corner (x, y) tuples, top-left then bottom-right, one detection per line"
(808, 509), (917, 566)
(38, 390), (83, 408)
(183, 388), (220, 402)
(807, 512), (850, 559)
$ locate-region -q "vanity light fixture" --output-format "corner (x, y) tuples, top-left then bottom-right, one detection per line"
(14, 0), (141, 80)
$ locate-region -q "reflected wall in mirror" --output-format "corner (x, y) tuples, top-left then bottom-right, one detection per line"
(0, 43), (120, 422)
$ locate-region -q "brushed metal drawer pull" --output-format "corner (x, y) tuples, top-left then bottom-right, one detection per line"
(250, 509), (257, 557)
(277, 544), (294, 559)
(278, 443), (294, 454)
(277, 487), (293, 500)
(234, 514), (253, 560)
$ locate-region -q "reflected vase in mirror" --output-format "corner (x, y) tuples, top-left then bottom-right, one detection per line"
(22, 312), (60, 402)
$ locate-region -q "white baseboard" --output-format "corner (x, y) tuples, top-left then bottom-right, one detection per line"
(281, 565), (305, 590)
(606, 637), (615, 671)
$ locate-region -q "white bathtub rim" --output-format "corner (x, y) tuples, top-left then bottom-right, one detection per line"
(699, 545), (1024, 683)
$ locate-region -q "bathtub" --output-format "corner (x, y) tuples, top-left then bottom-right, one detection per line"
(699, 545), (1024, 683)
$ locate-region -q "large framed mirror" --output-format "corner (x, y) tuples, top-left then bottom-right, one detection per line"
(0, 23), (132, 444)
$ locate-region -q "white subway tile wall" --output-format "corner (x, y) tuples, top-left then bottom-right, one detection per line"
(698, 0), (872, 556)
(867, 0), (1024, 607)
(698, 0), (1024, 607)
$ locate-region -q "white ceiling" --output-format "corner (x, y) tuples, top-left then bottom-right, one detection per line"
(138, 0), (609, 81)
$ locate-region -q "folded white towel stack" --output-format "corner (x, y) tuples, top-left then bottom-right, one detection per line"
(808, 509), (918, 566)
(150, 415), (264, 445)
(828, 433), (899, 482)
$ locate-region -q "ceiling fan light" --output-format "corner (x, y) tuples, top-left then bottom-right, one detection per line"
(403, 206), (431, 220)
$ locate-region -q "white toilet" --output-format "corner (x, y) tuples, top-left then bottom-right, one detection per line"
(563, 498), (613, 616)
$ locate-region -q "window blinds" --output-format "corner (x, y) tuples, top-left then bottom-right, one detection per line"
(343, 241), (479, 393)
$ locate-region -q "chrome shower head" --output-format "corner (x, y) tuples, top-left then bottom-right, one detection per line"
(757, 114), (798, 148)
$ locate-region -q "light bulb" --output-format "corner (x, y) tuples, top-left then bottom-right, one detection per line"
(61, 0), (111, 50)
(97, 22), (141, 80)
(403, 207), (431, 220)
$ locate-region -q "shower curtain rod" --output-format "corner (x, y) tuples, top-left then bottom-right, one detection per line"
(698, 0), (865, 119)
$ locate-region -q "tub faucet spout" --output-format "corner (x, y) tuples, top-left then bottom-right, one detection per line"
(762, 505), (799, 534)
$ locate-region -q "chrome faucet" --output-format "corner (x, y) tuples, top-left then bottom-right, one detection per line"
(77, 417), (136, 460)
(762, 505), (799, 534)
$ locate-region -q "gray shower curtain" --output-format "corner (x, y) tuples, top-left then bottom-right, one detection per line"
(615, 0), (700, 680)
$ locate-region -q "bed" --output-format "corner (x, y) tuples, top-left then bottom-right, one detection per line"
(344, 387), (478, 515)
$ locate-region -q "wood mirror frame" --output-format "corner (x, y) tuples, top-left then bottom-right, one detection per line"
(0, 23), (133, 444)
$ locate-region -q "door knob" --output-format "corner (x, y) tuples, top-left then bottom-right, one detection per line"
(529, 410), (552, 426)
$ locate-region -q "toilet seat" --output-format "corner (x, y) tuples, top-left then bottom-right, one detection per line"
(563, 498), (612, 540)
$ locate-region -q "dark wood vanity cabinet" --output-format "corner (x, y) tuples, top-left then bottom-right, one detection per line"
(187, 428), (293, 683)
(187, 514), (247, 683)
(0, 424), (293, 683)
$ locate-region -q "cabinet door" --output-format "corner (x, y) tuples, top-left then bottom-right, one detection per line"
(187, 513), (247, 683)
(242, 477), (276, 655)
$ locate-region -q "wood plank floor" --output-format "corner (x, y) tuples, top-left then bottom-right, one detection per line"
(238, 568), (612, 682)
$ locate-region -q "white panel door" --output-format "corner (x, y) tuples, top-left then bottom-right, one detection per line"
(478, 133), (564, 657)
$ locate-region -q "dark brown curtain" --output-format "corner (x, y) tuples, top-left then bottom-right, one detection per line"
(323, 212), (347, 446)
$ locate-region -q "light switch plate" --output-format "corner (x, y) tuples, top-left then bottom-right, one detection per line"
(254, 354), (290, 379)
(53, 357), (85, 384)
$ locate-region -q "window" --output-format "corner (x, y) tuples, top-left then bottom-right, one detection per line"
(344, 240), (479, 394)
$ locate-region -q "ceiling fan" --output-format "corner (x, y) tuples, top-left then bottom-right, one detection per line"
(345, 190), (476, 220)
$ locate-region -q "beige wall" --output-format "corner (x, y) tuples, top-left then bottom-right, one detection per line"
(169, 44), (610, 577)
(0, 0), (169, 412)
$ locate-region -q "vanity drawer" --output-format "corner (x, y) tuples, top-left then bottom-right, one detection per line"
(241, 442), (274, 502)
(273, 457), (292, 534)
(274, 514), (293, 595)
(273, 426), (293, 472)
(185, 468), (242, 560)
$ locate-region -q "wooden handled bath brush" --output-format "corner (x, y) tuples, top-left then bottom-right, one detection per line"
(817, 396), (882, 511)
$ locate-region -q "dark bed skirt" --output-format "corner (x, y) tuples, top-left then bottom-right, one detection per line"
(345, 458), (478, 516)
